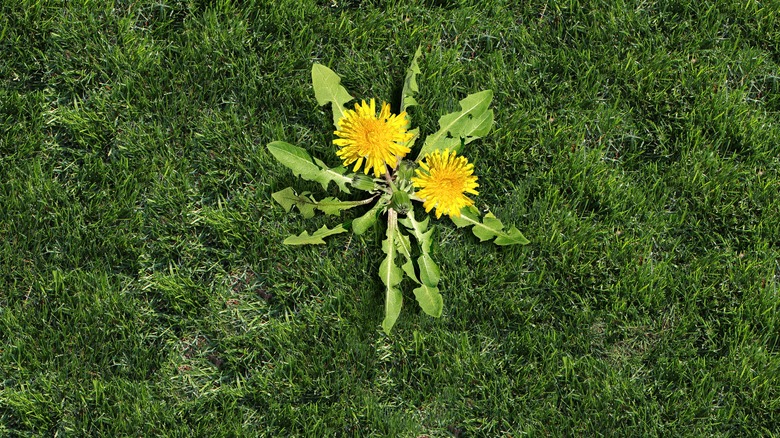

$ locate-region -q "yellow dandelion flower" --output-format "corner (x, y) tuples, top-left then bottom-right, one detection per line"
(333, 99), (414, 177)
(411, 149), (479, 219)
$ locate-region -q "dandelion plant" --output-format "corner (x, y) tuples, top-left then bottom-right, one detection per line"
(268, 48), (529, 333)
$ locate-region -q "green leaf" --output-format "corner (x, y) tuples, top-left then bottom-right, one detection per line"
(380, 209), (404, 334)
(271, 187), (298, 212)
(272, 187), (370, 218)
(401, 46), (422, 113)
(395, 228), (413, 259)
(450, 206), (530, 245)
(393, 215), (420, 287)
(271, 187), (315, 218)
(418, 254), (440, 287)
(268, 140), (319, 179)
(398, 211), (443, 317)
(267, 141), (352, 193)
(312, 157), (353, 193)
(283, 224), (348, 245)
(400, 258), (417, 286)
(394, 229), (417, 281)
(412, 284), (442, 318)
(494, 226), (530, 245)
(312, 63), (354, 128)
(316, 197), (368, 216)
(352, 199), (384, 235)
(399, 213), (434, 254)
(417, 90), (494, 159)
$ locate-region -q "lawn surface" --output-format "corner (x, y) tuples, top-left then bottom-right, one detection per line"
(2, 0), (779, 436)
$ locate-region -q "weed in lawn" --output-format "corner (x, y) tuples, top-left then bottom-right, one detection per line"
(1, 0), (779, 436)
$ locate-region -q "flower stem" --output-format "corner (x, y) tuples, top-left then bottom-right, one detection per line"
(354, 194), (381, 205)
(384, 167), (395, 186)
(387, 206), (397, 226)
(384, 167), (398, 194)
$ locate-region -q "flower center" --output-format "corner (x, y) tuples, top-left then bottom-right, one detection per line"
(359, 120), (389, 152)
(431, 171), (463, 194)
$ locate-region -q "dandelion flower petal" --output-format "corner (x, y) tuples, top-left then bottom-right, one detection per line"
(411, 149), (479, 219)
(333, 99), (413, 177)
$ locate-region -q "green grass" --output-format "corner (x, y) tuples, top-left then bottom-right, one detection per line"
(2, 0), (779, 435)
